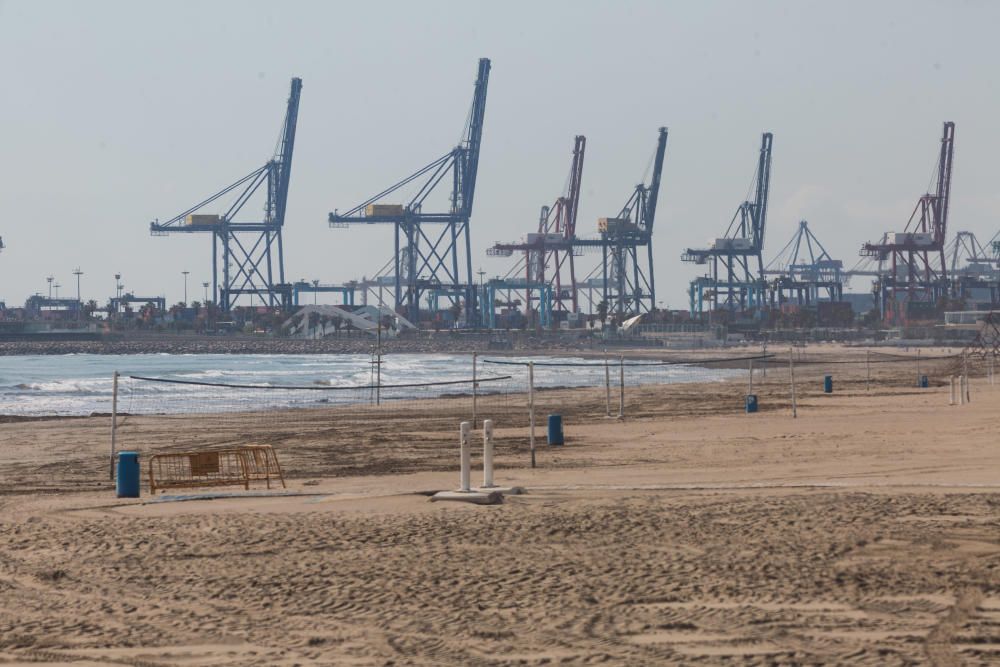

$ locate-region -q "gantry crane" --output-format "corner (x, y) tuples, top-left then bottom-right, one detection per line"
(329, 58), (490, 324)
(488, 135), (586, 322)
(572, 127), (667, 319)
(150, 78), (302, 312)
(860, 121), (955, 323)
(764, 220), (844, 306)
(683, 132), (773, 316)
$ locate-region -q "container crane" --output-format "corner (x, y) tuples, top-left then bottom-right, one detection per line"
(329, 58), (491, 325)
(764, 220), (843, 305)
(859, 121), (955, 323)
(150, 77), (302, 312)
(683, 132), (773, 316)
(488, 135), (586, 323)
(576, 127), (667, 319)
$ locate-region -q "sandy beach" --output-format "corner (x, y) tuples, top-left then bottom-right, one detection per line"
(0, 347), (996, 665)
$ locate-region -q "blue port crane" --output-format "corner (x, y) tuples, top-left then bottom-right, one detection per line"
(329, 59), (491, 324)
(150, 77), (303, 312)
(683, 132), (773, 315)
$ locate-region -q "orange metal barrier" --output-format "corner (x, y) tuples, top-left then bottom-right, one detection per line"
(148, 445), (286, 494)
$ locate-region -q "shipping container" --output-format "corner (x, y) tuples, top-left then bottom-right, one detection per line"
(365, 204), (405, 217)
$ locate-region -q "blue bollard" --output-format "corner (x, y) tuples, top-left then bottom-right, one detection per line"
(745, 394), (758, 413)
(116, 451), (140, 498)
(918, 375), (928, 388)
(823, 375), (833, 393)
(547, 414), (564, 446)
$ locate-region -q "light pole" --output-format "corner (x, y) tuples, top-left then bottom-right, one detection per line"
(73, 268), (84, 320)
(202, 282), (209, 303)
(477, 268), (486, 328)
(53, 283), (60, 299)
(182, 271), (190, 306)
(46, 275), (54, 299)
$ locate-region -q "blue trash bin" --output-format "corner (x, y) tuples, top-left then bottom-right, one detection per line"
(116, 451), (140, 498)
(823, 375), (833, 393)
(745, 394), (758, 413)
(919, 374), (929, 388)
(547, 414), (564, 446)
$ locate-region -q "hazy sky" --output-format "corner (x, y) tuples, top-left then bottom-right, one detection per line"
(1, 0), (997, 308)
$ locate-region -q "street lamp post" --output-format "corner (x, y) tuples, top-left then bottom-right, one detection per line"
(182, 271), (190, 306)
(46, 275), (54, 299)
(202, 282), (209, 303)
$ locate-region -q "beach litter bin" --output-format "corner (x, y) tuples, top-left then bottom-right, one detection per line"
(116, 451), (140, 498)
(745, 394), (758, 413)
(823, 375), (833, 393)
(547, 414), (564, 446)
(918, 374), (929, 388)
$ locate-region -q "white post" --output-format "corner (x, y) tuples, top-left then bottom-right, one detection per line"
(960, 374), (966, 406)
(482, 419), (495, 488)
(789, 347), (797, 419)
(459, 421), (471, 492)
(472, 351), (478, 428)
(866, 350), (871, 392)
(528, 362), (536, 469)
(618, 354), (625, 419)
(604, 350), (611, 417)
(916, 350), (921, 387)
(110, 371), (119, 481)
(950, 376), (956, 406)
(762, 342), (767, 378)
(748, 358), (754, 395)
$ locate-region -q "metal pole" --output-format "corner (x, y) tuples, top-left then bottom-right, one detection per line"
(748, 358), (754, 395)
(482, 419), (495, 488)
(528, 362), (536, 469)
(459, 421), (471, 492)
(950, 376), (956, 406)
(866, 350), (871, 392)
(110, 371), (119, 481)
(964, 351), (970, 403)
(472, 351), (478, 429)
(376, 316), (382, 406)
(789, 347), (797, 419)
(762, 342), (767, 378)
(618, 355), (625, 420)
(604, 349), (611, 417)
(916, 349), (921, 387)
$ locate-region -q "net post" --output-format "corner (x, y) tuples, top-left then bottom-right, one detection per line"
(950, 375), (956, 406)
(482, 419), (495, 488)
(866, 350), (871, 391)
(748, 358), (754, 395)
(604, 349), (611, 417)
(618, 354), (625, 420)
(472, 351), (478, 429)
(964, 351), (970, 403)
(916, 349), (921, 386)
(459, 421), (471, 492)
(762, 342), (767, 378)
(528, 362), (536, 469)
(789, 346), (797, 419)
(110, 370), (119, 481)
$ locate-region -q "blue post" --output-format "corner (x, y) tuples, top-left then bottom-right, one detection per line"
(547, 414), (564, 446)
(919, 375), (928, 388)
(116, 451), (140, 498)
(745, 394), (758, 413)
(823, 375), (833, 393)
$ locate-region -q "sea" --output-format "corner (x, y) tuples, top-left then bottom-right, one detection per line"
(0, 353), (742, 416)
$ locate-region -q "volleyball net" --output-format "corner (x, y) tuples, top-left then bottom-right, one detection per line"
(111, 348), (975, 485)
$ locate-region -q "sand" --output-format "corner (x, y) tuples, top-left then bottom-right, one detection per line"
(0, 346), (997, 665)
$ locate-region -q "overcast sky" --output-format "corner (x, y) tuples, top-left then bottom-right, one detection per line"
(0, 0), (997, 308)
